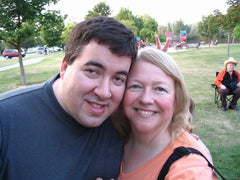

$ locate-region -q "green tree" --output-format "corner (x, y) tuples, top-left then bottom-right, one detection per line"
(187, 25), (200, 43)
(139, 15), (158, 42)
(197, 16), (211, 44)
(115, 8), (135, 21)
(214, 4), (240, 56)
(227, 0), (240, 6)
(158, 25), (168, 40)
(134, 16), (144, 37)
(172, 20), (186, 35)
(118, 19), (138, 36)
(40, 10), (66, 47)
(208, 13), (222, 39)
(62, 23), (76, 45)
(0, 0), (59, 85)
(233, 24), (240, 39)
(115, 8), (139, 36)
(226, 1), (240, 40)
(85, 2), (111, 19)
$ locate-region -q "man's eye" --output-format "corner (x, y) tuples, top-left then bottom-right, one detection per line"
(113, 76), (126, 86)
(87, 69), (96, 74)
(84, 69), (98, 78)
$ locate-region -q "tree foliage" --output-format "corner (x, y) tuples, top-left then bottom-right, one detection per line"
(227, 0), (240, 6)
(209, 4), (240, 56)
(115, 8), (139, 36)
(62, 23), (76, 45)
(139, 15), (158, 42)
(0, 0), (61, 85)
(85, 2), (111, 19)
(115, 8), (135, 21)
(196, 14), (219, 44)
(172, 20), (186, 35)
(40, 10), (66, 47)
(233, 24), (240, 38)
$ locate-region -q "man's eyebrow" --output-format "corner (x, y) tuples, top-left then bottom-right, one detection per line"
(85, 61), (128, 77)
(85, 61), (105, 69)
(117, 70), (128, 77)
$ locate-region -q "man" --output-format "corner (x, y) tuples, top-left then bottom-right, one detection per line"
(0, 16), (138, 180)
(214, 57), (240, 111)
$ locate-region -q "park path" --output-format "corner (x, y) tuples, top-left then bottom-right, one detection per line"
(0, 57), (47, 72)
(0, 47), (185, 72)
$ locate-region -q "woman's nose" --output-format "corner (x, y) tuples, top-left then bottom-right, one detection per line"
(139, 89), (154, 105)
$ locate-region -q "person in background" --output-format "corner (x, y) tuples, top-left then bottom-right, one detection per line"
(0, 16), (138, 180)
(214, 57), (240, 111)
(113, 48), (217, 179)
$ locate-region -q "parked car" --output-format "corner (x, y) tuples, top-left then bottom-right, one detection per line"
(186, 43), (199, 49)
(2, 49), (26, 59)
(37, 47), (45, 54)
(199, 41), (206, 46)
(37, 47), (54, 55)
(175, 41), (186, 49)
(53, 47), (63, 52)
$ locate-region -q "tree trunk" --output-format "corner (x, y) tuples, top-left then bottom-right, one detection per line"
(227, 31), (230, 57)
(18, 48), (27, 85)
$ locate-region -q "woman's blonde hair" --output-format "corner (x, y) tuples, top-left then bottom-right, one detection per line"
(112, 47), (193, 141)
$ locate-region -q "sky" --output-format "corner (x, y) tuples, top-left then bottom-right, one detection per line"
(48, 0), (229, 25)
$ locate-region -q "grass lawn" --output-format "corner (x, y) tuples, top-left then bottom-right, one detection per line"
(169, 44), (240, 180)
(0, 45), (240, 179)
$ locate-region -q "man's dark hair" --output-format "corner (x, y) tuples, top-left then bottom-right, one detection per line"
(65, 16), (138, 64)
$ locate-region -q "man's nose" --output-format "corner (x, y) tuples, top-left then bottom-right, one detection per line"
(94, 79), (112, 100)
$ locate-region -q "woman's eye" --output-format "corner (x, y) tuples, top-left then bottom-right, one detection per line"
(156, 87), (168, 94)
(129, 84), (141, 89)
(156, 87), (165, 91)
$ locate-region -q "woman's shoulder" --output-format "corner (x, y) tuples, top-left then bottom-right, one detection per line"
(174, 131), (212, 160)
(166, 132), (217, 179)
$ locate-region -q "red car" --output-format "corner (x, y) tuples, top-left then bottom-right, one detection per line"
(3, 49), (26, 59)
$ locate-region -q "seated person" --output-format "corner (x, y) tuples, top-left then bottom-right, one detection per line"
(214, 57), (240, 111)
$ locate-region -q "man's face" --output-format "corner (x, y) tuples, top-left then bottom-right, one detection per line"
(57, 40), (132, 127)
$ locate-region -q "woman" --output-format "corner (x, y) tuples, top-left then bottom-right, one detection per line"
(113, 48), (217, 179)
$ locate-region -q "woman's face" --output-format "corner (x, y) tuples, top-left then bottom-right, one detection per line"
(123, 59), (176, 135)
(226, 63), (235, 73)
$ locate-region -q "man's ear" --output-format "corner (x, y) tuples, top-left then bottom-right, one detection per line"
(60, 58), (68, 79)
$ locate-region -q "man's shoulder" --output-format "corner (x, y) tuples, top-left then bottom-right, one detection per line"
(0, 74), (59, 102)
(0, 84), (43, 101)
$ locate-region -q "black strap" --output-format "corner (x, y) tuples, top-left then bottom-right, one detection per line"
(157, 146), (226, 180)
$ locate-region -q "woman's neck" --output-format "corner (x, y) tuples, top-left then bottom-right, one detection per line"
(122, 129), (172, 173)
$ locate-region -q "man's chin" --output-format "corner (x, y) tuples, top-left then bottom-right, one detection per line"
(77, 118), (106, 128)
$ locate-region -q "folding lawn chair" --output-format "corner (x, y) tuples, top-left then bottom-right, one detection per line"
(211, 72), (233, 108)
